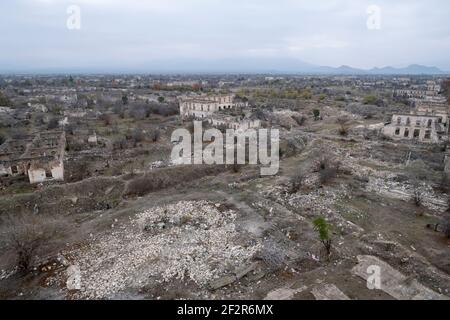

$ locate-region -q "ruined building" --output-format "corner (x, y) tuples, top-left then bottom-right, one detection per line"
(384, 87), (449, 144)
(179, 94), (248, 119)
(0, 131), (66, 184)
(209, 114), (261, 132)
(178, 94), (259, 131)
(383, 113), (449, 143)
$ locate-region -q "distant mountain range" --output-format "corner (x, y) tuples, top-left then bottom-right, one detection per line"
(314, 64), (447, 75)
(1, 58), (448, 75)
(136, 59), (449, 75)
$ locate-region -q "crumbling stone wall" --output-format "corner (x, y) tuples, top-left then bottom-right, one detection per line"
(0, 130), (66, 184)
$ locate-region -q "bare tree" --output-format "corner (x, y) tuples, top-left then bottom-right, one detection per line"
(412, 185), (423, 207)
(1, 214), (64, 272)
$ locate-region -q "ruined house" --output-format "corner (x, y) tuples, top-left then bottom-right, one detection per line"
(383, 89), (449, 145)
(0, 130), (66, 184)
(179, 94), (248, 119)
(209, 114), (261, 132)
(383, 113), (448, 143)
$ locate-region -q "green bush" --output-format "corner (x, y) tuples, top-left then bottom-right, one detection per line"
(313, 217), (332, 256)
(363, 95), (377, 105)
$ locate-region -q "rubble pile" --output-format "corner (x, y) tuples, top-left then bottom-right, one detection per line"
(366, 177), (448, 212)
(263, 182), (363, 236)
(63, 201), (260, 299)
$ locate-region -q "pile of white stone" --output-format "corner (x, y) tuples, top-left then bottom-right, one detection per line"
(65, 201), (260, 299)
(366, 177), (448, 212)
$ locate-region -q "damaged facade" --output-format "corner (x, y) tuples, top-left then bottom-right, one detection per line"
(384, 88), (449, 143)
(209, 114), (261, 132)
(179, 94), (248, 119)
(179, 94), (259, 131)
(0, 130), (66, 184)
(383, 113), (449, 143)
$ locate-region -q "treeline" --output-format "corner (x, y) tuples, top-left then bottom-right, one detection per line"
(237, 88), (314, 100)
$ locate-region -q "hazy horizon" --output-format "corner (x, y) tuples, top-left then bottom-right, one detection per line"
(1, 0), (450, 73)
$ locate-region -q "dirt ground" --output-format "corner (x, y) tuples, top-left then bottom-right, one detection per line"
(1, 122), (449, 300)
(0, 96), (449, 301)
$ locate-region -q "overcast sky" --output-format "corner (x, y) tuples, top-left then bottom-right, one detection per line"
(1, 0), (449, 72)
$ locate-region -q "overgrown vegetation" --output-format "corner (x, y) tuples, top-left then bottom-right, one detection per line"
(123, 165), (227, 197)
(0, 91), (12, 106)
(363, 95), (377, 105)
(313, 109), (321, 121)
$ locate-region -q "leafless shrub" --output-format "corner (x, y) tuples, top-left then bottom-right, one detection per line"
(315, 156), (340, 185)
(444, 215), (450, 238)
(145, 102), (179, 117)
(149, 128), (161, 142)
(66, 139), (85, 152)
(292, 115), (306, 126)
(256, 241), (286, 271)
(47, 117), (59, 130)
(288, 171), (304, 194)
(112, 136), (127, 150)
(34, 113), (45, 126)
(9, 128), (27, 140)
(64, 123), (75, 135)
(438, 174), (450, 193)
(99, 113), (113, 126)
(131, 128), (144, 145)
(336, 117), (350, 136)
(112, 104), (125, 118)
(407, 160), (431, 182)
(128, 106), (147, 120)
(232, 162), (241, 173)
(412, 183), (423, 207)
(0, 214), (66, 272)
(319, 167), (339, 185)
(123, 165), (227, 197)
